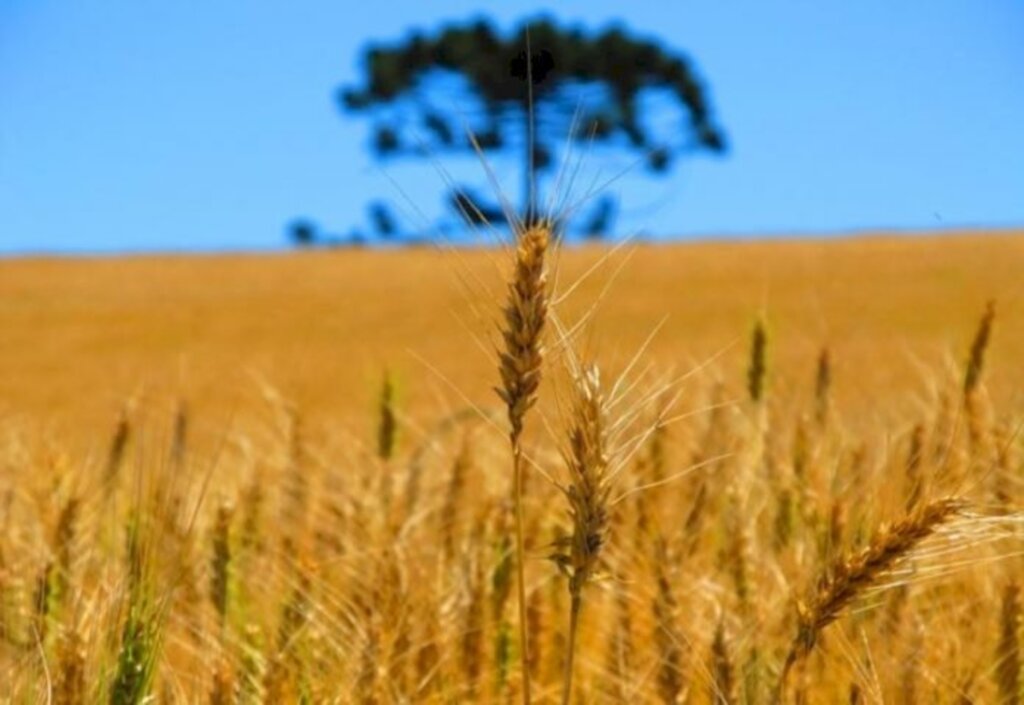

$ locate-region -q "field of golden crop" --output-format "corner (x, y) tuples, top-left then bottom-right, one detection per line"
(1, 229), (1023, 703)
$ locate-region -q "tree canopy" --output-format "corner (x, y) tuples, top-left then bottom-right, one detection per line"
(316, 16), (727, 243)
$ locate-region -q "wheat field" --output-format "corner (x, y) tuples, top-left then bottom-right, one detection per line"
(1, 229), (1023, 703)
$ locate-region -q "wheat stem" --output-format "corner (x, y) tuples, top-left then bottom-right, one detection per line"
(561, 593), (582, 705)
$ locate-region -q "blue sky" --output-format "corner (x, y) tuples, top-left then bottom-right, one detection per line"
(1, 1), (1022, 254)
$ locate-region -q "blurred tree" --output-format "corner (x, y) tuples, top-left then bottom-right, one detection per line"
(288, 218), (317, 247)
(339, 16), (726, 238)
(368, 200), (398, 239)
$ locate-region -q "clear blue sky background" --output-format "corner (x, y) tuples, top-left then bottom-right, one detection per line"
(2, 1), (1022, 254)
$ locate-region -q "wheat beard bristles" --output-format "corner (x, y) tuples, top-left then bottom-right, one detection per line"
(497, 223), (550, 441)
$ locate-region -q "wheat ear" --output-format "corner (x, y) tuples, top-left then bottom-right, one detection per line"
(747, 317), (768, 404)
(777, 497), (964, 701)
(963, 299), (995, 398)
(711, 618), (738, 705)
(551, 364), (611, 705)
(496, 220), (551, 705)
(814, 346), (831, 426)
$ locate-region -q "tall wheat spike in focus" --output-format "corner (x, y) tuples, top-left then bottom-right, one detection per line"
(496, 217), (550, 705)
(491, 32), (557, 700)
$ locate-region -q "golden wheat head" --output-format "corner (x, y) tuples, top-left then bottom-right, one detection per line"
(779, 496), (965, 697)
(555, 364), (611, 597)
(497, 222), (551, 441)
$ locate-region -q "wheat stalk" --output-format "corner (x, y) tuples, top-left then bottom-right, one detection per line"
(552, 363), (611, 705)
(997, 580), (1021, 705)
(496, 219), (551, 705)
